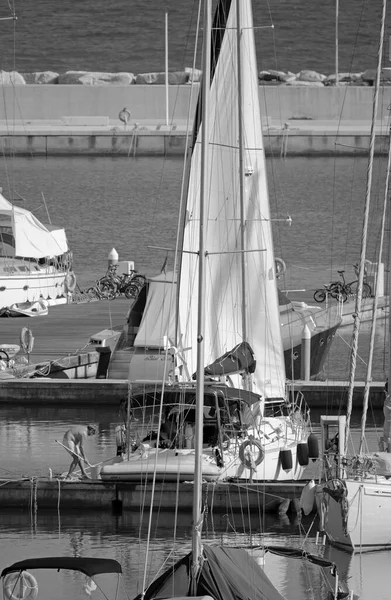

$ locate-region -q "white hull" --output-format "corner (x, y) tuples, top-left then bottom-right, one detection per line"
(0, 261), (68, 309)
(337, 296), (389, 328)
(316, 478), (391, 552)
(101, 418), (309, 483)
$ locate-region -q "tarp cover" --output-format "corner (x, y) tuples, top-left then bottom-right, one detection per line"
(0, 192), (68, 258)
(135, 545), (285, 600)
(204, 342), (257, 377)
(1, 557), (122, 578)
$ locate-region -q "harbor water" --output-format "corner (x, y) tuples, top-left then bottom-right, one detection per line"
(0, 153), (389, 599)
(0, 154), (388, 382)
(0, 1), (387, 77)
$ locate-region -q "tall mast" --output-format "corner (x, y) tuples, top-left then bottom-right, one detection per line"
(388, 131), (391, 393)
(359, 129), (390, 453)
(344, 0), (387, 454)
(236, 0), (248, 356)
(191, 0), (211, 588)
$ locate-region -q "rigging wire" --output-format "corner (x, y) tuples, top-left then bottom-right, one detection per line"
(344, 0), (388, 454)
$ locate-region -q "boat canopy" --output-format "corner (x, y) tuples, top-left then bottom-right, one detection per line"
(1, 557), (122, 578)
(0, 192), (68, 258)
(126, 383), (263, 410)
(135, 545), (285, 600)
(135, 544), (346, 600)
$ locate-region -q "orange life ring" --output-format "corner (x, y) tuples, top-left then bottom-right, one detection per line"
(275, 257), (286, 279)
(64, 271), (77, 294)
(4, 572), (38, 600)
(239, 439), (264, 470)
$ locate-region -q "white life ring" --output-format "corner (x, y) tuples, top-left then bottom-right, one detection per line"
(119, 107), (131, 125)
(275, 257), (286, 279)
(4, 572), (38, 600)
(20, 327), (34, 354)
(64, 271), (77, 293)
(239, 439), (264, 470)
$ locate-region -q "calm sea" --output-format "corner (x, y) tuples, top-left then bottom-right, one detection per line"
(0, 0), (389, 76)
(0, 153), (388, 382)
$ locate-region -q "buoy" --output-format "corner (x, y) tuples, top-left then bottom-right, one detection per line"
(307, 433), (320, 460)
(297, 442), (309, 466)
(299, 479), (316, 515)
(4, 572), (38, 600)
(279, 448), (293, 471)
(108, 248), (119, 268)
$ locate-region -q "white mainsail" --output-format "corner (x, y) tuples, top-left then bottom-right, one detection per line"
(178, 0), (285, 399)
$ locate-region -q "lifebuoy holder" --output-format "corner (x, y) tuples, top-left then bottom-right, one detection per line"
(3, 571), (38, 600)
(239, 438), (264, 470)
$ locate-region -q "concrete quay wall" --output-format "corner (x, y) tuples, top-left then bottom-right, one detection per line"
(2, 84), (390, 122)
(0, 379), (385, 409)
(1, 84), (390, 156)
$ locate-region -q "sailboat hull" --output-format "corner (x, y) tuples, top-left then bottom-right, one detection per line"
(282, 315), (340, 380)
(100, 436), (307, 483)
(316, 478), (391, 552)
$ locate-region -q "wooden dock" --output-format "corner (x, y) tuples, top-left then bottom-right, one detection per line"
(0, 297), (130, 364)
(0, 477), (306, 515)
(0, 296), (386, 409)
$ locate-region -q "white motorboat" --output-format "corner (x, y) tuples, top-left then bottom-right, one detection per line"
(0, 190), (74, 309)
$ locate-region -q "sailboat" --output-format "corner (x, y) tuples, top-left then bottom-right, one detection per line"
(123, 2), (354, 598)
(315, 0), (391, 553)
(100, 0), (319, 485)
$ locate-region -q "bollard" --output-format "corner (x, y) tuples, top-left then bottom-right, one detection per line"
(108, 247), (119, 269)
(300, 324), (311, 381)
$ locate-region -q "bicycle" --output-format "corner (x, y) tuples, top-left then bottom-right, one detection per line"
(95, 265), (147, 300)
(313, 269), (372, 303)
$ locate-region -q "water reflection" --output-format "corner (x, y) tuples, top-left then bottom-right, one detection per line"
(0, 509), (328, 599)
(324, 546), (391, 600)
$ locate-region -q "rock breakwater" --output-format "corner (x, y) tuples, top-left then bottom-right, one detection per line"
(0, 67), (388, 86)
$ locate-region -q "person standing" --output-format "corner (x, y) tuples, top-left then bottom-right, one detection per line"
(62, 424), (96, 479)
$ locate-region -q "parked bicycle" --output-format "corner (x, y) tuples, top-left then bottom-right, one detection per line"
(313, 269), (372, 303)
(92, 265), (147, 300)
